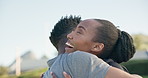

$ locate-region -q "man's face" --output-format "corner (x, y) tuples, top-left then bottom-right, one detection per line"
(65, 19), (100, 53)
(57, 31), (76, 55)
(57, 36), (67, 54)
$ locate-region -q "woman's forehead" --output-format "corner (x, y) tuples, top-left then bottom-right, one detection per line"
(78, 19), (101, 29)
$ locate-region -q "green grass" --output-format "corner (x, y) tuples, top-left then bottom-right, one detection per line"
(0, 68), (48, 78)
(18, 68), (48, 78)
(121, 60), (148, 76)
(0, 74), (17, 78)
(143, 75), (148, 78)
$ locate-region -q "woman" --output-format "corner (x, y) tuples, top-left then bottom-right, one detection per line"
(43, 19), (141, 78)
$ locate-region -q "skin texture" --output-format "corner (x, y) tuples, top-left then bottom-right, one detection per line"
(51, 19), (142, 78)
(66, 19), (104, 55)
(51, 72), (71, 78)
(57, 36), (68, 54)
(51, 70), (142, 78)
(49, 15), (81, 55)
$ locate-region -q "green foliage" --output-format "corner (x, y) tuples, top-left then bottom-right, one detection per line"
(121, 60), (148, 75)
(0, 74), (17, 78)
(133, 34), (142, 50)
(0, 65), (8, 75)
(132, 34), (148, 50)
(0, 68), (48, 78)
(143, 75), (148, 78)
(18, 68), (48, 78)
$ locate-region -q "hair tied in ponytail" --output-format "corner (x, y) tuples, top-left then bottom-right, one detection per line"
(117, 29), (122, 40)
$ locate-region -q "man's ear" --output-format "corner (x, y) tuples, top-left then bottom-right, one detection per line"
(91, 43), (104, 53)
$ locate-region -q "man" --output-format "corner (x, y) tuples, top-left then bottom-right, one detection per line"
(49, 15), (81, 55)
(41, 15), (80, 78)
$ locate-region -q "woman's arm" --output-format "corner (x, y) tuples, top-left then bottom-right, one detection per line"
(52, 71), (142, 78)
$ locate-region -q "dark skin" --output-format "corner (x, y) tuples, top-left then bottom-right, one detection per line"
(50, 19), (142, 78)
(51, 72), (71, 78)
(50, 19), (105, 78)
(57, 35), (68, 55)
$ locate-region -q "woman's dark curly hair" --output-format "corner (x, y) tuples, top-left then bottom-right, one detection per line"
(93, 19), (135, 63)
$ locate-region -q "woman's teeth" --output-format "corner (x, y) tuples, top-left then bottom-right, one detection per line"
(66, 42), (74, 48)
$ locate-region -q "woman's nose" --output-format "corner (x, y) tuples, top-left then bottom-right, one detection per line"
(67, 31), (73, 39)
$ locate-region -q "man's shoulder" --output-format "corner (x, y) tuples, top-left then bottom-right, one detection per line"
(69, 51), (97, 57)
(47, 57), (57, 67)
(67, 51), (104, 64)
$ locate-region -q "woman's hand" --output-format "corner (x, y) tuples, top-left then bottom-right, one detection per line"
(51, 72), (71, 78)
(50, 72), (56, 78)
(63, 72), (71, 78)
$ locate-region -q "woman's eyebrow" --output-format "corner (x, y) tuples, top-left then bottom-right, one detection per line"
(78, 26), (86, 31)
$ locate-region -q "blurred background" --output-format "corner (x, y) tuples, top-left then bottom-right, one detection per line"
(0, 0), (148, 78)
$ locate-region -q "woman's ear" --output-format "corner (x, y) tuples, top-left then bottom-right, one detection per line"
(91, 43), (104, 53)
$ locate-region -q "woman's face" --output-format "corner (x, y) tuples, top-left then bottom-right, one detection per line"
(65, 19), (102, 54)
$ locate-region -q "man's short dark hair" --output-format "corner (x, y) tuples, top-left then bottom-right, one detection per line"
(49, 15), (81, 49)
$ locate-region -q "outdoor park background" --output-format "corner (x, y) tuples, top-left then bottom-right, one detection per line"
(0, 0), (148, 78)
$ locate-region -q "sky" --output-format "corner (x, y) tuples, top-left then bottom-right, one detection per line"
(0, 0), (148, 66)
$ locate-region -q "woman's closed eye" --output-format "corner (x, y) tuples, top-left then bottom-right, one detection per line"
(76, 31), (82, 34)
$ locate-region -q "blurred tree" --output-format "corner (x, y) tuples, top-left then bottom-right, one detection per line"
(0, 65), (8, 75)
(132, 34), (148, 50)
(133, 34), (142, 50)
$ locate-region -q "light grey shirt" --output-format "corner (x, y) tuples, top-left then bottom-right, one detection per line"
(43, 51), (110, 78)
